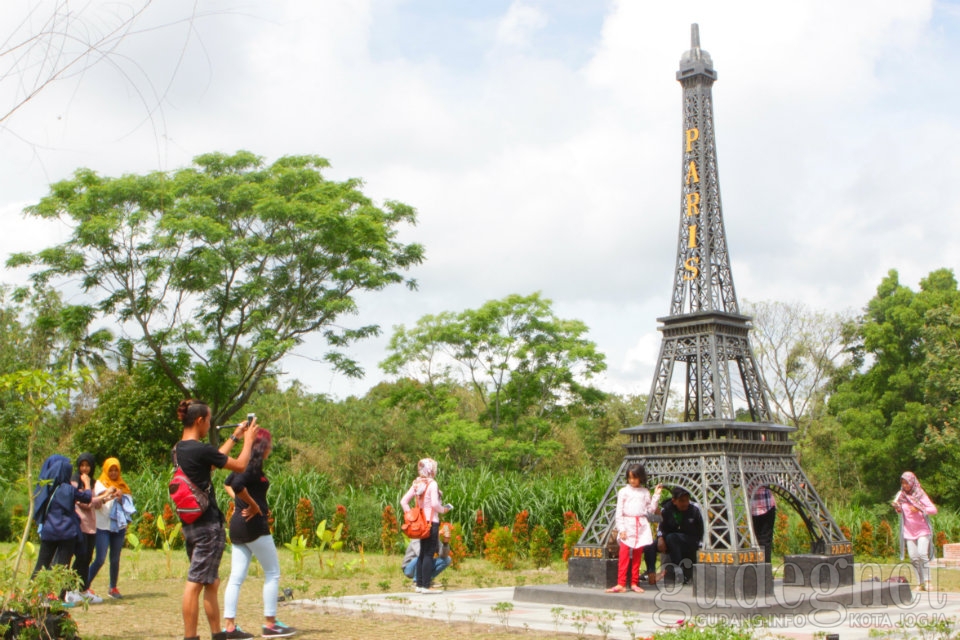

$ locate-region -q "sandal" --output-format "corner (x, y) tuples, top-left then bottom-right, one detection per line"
(605, 584), (627, 593)
(631, 585), (645, 593)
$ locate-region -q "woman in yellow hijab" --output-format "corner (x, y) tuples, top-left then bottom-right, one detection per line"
(97, 458), (131, 495)
(89, 457), (131, 598)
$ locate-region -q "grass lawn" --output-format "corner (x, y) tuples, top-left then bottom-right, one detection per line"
(7, 543), (573, 639)
(5, 543), (957, 639)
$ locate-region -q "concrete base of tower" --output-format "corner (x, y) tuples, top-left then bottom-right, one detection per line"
(567, 556), (619, 589)
(783, 554), (855, 588)
(692, 562), (774, 601)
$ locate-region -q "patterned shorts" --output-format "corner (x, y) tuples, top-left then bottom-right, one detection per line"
(183, 520), (225, 585)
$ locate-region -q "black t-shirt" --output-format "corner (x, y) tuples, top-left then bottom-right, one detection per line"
(173, 439), (228, 526)
(225, 467), (270, 543)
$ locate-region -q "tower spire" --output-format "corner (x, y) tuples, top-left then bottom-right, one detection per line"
(642, 23), (769, 424)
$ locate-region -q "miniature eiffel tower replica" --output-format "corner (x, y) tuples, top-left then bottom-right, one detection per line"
(568, 25), (851, 597)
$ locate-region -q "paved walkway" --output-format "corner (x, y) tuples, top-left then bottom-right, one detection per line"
(302, 585), (960, 639)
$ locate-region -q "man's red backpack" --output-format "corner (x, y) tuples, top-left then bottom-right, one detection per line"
(401, 495), (432, 539)
(169, 444), (210, 524)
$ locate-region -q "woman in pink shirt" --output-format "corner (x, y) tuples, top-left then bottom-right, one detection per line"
(400, 458), (451, 594)
(892, 471), (937, 591)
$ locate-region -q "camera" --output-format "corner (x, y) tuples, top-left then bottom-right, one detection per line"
(246, 413), (256, 426)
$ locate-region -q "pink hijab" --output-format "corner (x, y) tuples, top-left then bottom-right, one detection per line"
(897, 471), (930, 511)
(411, 458), (437, 496)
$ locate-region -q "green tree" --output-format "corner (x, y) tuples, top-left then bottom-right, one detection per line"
(381, 292), (607, 470)
(72, 363), (184, 468)
(9, 151), (424, 435)
(828, 269), (960, 505)
(0, 368), (87, 586)
(0, 285), (110, 483)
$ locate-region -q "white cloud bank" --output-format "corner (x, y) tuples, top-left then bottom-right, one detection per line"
(0, 0), (956, 400)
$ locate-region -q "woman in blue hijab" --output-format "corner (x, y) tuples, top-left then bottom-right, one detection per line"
(32, 454), (92, 584)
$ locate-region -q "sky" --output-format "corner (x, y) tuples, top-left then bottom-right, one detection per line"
(0, 0), (958, 401)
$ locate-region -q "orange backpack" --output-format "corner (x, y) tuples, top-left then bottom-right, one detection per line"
(401, 495), (432, 539)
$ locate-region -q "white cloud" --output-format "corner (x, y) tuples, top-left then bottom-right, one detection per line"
(0, 0), (956, 400)
(495, 2), (548, 50)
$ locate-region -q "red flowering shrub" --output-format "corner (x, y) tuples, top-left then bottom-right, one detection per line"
(381, 504), (400, 554)
(935, 530), (949, 556)
(332, 504), (349, 545)
(135, 512), (158, 549)
(295, 497), (315, 546)
(162, 503), (183, 549)
(512, 510), (530, 555)
(562, 511), (583, 563)
(484, 526), (517, 569)
(449, 523), (468, 569)
(472, 509), (489, 556)
(854, 521), (875, 557)
(530, 524), (552, 568)
(773, 510), (790, 557)
(876, 519), (896, 558)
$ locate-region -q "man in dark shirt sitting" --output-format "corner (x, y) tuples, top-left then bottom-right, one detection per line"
(658, 487), (704, 585)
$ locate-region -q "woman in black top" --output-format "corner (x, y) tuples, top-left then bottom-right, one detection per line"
(221, 428), (296, 639)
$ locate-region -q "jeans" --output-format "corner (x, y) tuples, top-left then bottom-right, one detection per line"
(403, 556), (451, 579)
(72, 532), (96, 591)
(906, 536), (931, 585)
(224, 535), (281, 619)
(89, 528), (125, 589)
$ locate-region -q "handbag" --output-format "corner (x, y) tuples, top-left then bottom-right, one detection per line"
(401, 495), (432, 539)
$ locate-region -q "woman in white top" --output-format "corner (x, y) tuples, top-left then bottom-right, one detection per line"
(400, 458), (451, 594)
(88, 457), (131, 599)
(607, 463), (662, 593)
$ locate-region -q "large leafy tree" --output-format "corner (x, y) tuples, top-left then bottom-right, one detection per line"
(381, 292), (607, 470)
(9, 151), (424, 431)
(828, 268), (960, 505)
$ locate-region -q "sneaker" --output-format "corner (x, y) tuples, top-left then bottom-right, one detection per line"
(108, 587), (122, 599)
(224, 627), (255, 639)
(82, 590), (103, 604)
(64, 591), (84, 604)
(420, 587), (442, 594)
(262, 622), (296, 638)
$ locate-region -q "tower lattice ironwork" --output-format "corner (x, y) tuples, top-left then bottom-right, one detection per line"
(571, 26), (849, 580)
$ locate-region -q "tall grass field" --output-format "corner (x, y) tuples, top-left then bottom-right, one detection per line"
(3, 465), (958, 560)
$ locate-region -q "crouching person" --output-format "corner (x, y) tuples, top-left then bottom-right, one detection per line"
(402, 523), (452, 583)
(659, 487), (704, 585)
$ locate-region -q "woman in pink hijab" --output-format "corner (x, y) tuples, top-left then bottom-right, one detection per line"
(400, 458), (451, 594)
(892, 471), (938, 591)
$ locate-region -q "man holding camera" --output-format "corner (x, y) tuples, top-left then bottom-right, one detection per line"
(176, 400), (258, 640)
